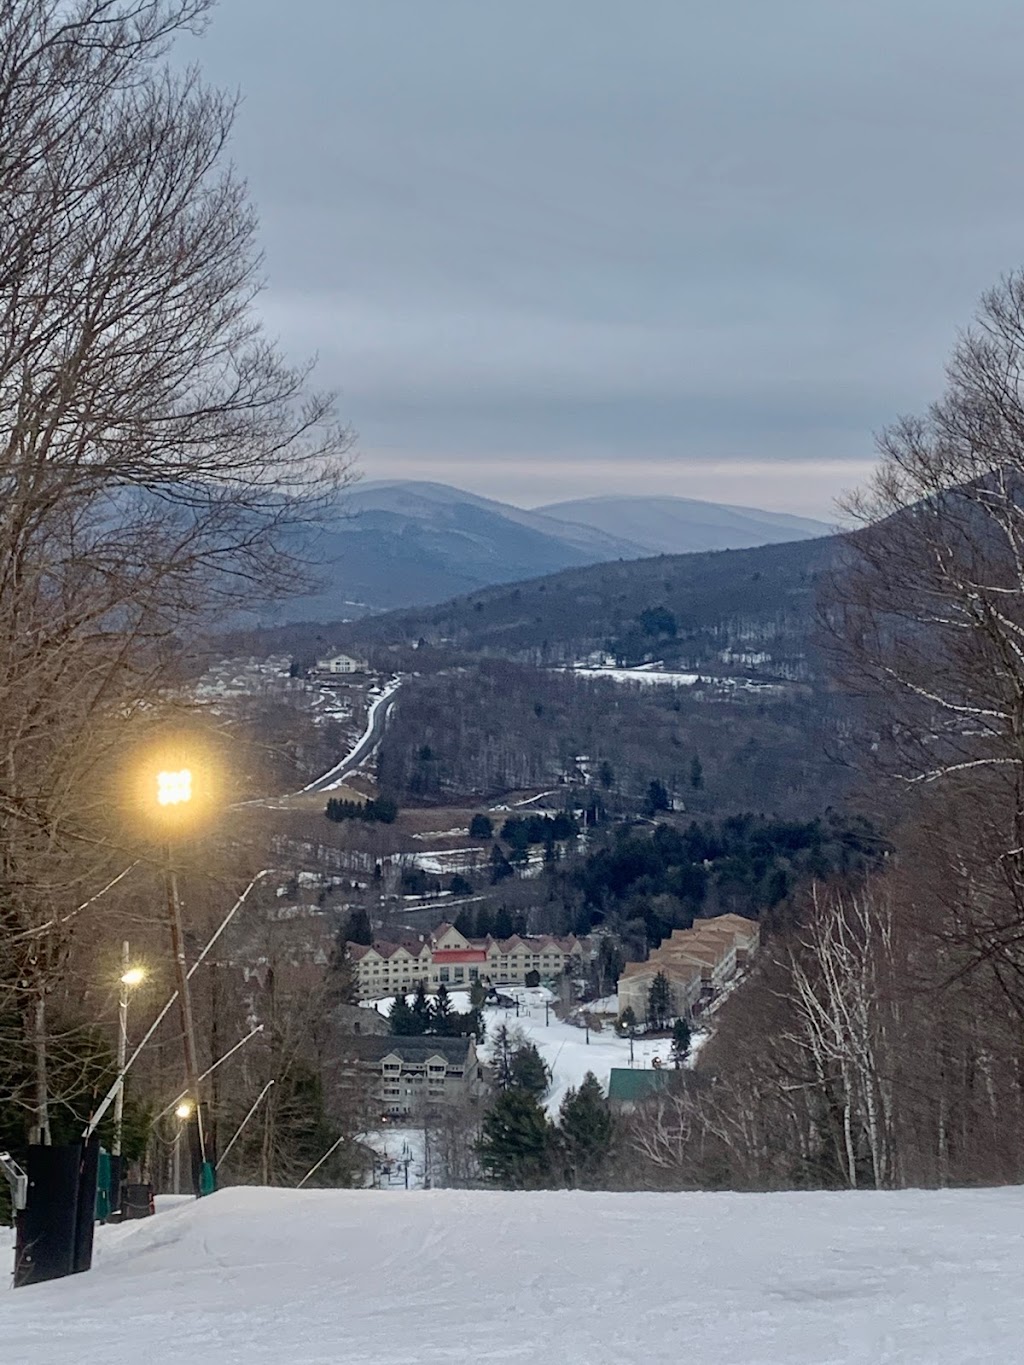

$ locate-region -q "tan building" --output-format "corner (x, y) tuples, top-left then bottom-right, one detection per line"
(617, 914), (760, 1023)
(346, 923), (587, 1000)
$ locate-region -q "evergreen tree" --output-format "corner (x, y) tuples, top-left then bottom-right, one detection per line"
(450, 873), (473, 897)
(477, 1089), (555, 1189)
(430, 983), (455, 1036)
(469, 813), (494, 839)
(647, 970), (672, 1029)
(475, 905), (494, 938)
(644, 779), (671, 816)
(453, 907), (475, 937)
(509, 1041), (550, 1098)
(690, 755), (704, 789)
(410, 981), (431, 1035)
(489, 845), (514, 884)
(491, 1023), (516, 1090)
(469, 978), (488, 1010)
(558, 1072), (613, 1187)
(598, 759), (615, 789)
(671, 1017), (692, 1068)
(493, 905), (515, 940)
(347, 907), (373, 946)
(389, 992), (417, 1036)
(619, 1005), (638, 1033)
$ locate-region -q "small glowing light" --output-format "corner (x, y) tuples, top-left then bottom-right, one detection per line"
(175, 1102), (193, 1120)
(157, 769), (192, 807)
(120, 967), (145, 987)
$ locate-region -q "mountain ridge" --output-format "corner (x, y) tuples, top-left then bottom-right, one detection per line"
(260, 480), (833, 621)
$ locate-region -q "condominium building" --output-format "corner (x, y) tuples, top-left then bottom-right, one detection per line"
(346, 923), (588, 1000)
(339, 1035), (486, 1118)
(617, 913), (760, 1023)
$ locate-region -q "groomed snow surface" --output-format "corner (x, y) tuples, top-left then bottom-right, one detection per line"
(4, 1185), (1023, 1364)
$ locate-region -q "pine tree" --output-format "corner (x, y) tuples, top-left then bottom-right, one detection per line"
(389, 992), (416, 1036)
(489, 845), (514, 884)
(644, 779), (671, 816)
(430, 983), (455, 1036)
(410, 981), (431, 1035)
(647, 970), (672, 1029)
(477, 1089), (555, 1189)
(493, 905), (514, 940)
(559, 1072), (613, 1187)
(475, 905), (494, 938)
(347, 907), (373, 946)
(619, 1005), (638, 1033)
(690, 755), (704, 789)
(469, 813), (493, 839)
(491, 1023), (516, 1089)
(671, 1017), (692, 1068)
(510, 1041), (550, 1098)
(469, 978), (488, 1011)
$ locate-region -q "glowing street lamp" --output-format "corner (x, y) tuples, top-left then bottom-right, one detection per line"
(113, 943), (146, 1160)
(157, 768), (192, 807)
(173, 1101), (194, 1194)
(151, 756), (208, 1193)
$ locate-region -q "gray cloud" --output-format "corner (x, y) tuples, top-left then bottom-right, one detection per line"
(188, 0), (1024, 517)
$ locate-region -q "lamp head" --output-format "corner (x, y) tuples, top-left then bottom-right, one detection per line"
(157, 768), (192, 807)
(120, 967), (145, 987)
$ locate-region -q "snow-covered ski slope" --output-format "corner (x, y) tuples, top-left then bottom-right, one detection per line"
(3, 1185), (1022, 1364)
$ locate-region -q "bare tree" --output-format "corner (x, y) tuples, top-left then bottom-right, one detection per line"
(0, 1), (354, 1145)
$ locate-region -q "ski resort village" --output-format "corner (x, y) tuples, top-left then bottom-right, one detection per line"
(9, 3), (1024, 1362)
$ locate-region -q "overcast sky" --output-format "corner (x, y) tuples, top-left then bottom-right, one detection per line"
(190, 1), (1024, 519)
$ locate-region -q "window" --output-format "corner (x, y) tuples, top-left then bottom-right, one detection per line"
(439, 967), (450, 983)
(454, 967), (465, 982)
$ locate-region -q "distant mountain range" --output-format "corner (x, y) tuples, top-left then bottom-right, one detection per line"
(265, 480), (833, 620)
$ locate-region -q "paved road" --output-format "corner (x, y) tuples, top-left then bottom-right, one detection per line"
(303, 684), (401, 793)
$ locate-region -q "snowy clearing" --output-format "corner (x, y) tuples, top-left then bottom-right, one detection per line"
(480, 989), (677, 1114)
(3, 1184), (1023, 1364)
(363, 988), (687, 1115)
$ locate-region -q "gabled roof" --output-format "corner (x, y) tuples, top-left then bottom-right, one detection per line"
(340, 1035), (474, 1064)
(346, 938), (429, 962)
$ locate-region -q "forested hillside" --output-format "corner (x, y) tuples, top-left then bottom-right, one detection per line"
(377, 659), (847, 817)
(335, 534), (840, 673)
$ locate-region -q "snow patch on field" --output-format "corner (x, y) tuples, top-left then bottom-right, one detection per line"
(481, 989), (675, 1114)
(4, 1185), (1024, 1363)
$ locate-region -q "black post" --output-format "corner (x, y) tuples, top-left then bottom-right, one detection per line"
(14, 1139), (99, 1288)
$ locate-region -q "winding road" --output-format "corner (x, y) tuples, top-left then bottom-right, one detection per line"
(301, 678), (402, 794)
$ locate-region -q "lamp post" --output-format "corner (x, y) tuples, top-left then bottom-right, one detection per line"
(157, 766), (208, 1190)
(113, 944), (145, 1160)
(173, 1102), (193, 1195)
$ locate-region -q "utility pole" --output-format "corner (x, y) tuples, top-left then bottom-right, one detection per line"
(113, 942), (130, 1159)
(165, 851), (207, 1180)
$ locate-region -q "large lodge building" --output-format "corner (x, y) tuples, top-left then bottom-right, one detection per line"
(346, 923), (588, 1000)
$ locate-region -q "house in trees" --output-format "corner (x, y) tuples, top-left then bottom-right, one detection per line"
(339, 1035), (486, 1118)
(316, 652), (368, 675)
(617, 913), (760, 1024)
